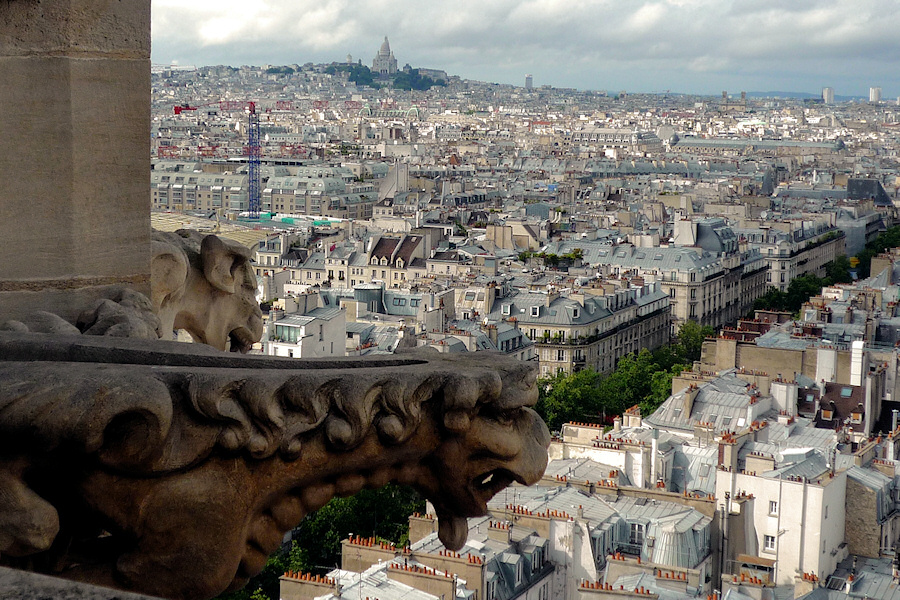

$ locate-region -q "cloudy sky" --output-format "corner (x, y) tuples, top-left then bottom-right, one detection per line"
(152, 0), (900, 98)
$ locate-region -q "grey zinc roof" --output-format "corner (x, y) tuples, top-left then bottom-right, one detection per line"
(645, 372), (759, 433)
(316, 563), (462, 600)
(593, 244), (722, 273)
(754, 330), (815, 350)
(762, 450), (830, 480)
(671, 444), (718, 495)
(799, 555), (900, 600)
(610, 572), (695, 600)
(544, 457), (634, 487)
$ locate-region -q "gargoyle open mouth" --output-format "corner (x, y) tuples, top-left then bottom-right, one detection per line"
(432, 467), (525, 551)
(473, 468), (518, 499)
(228, 327), (256, 353)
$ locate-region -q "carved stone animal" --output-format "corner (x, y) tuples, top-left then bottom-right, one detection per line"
(1, 230), (263, 354)
(0, 336), (550, 600)
(151, 229), (263, 352)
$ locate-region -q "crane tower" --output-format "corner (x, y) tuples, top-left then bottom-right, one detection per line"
(247, 102), (261, 219)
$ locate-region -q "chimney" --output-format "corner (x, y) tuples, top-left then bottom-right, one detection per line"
(892, 409), (898, 431)
(850, 340), (865, 387)
(487, 325), (498, 348)
(683, 384), (699, 416)
(613, 416), (622, 432)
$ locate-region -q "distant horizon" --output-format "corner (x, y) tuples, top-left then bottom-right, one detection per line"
(153, 61), (884, 102)
(152, 0), (900, 99)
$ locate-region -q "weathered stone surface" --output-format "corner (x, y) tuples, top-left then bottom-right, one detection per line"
(0, 566), (163, 600)
(0, 332), (550, 600)
(152, 230), (263, 351)
(0, 0), (150, 58)
(0, 0), (150, 323)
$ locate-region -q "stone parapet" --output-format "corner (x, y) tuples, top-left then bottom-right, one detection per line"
(0, 333), (549, 600)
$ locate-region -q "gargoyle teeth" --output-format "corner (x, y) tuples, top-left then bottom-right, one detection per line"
(437, 515), (468, 552)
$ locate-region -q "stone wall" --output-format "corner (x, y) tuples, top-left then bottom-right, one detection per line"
(0, 0), (151, 322)
(845, 477), (880, 558)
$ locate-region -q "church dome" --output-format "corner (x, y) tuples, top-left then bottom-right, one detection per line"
(379, 36), (391, 55)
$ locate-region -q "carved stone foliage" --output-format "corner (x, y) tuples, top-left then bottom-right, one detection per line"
(0, 332), (549, 600)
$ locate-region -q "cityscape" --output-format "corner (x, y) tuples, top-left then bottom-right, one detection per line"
(6, 3), (900, 600)
(146, 33), (900, 600)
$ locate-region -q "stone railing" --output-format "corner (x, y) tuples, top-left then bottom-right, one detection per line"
(0, 331), (549, 600)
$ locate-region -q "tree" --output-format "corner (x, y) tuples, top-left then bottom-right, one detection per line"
(597, 349), (660, 415)
(675, 321), (715, 363)
(215, 485), (424, 600)
(824, 255), (852, 284)
(535, 368), (602, 430)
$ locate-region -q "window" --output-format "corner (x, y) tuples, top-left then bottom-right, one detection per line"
(410, 299), (420, 307)
(629, 523), (644, 545)
(531, 306), (540, 317)
(392, 298), (407, 306)
(769, 501), (778, 515)
(557, 349), (565, 361)
(318, 324), (324, 342)
(764, 535), (776, 552)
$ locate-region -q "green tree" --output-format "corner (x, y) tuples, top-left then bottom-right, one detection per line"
(825, 255), (852, 283)
(536, 368), (602, 430)
(215, 485), (423, 600)
(597, 349), (660, 416)
(675, 321), (715, 363)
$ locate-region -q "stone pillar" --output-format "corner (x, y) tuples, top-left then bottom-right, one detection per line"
(0, 0), (150, 322)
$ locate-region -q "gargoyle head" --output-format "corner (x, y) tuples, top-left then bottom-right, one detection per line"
(151, 230), (263, 352)
(411, 362), (551, 550)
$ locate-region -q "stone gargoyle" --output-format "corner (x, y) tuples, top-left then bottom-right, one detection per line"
(1, 229), (264, 353)
(151, 229), (263, 352)
(0, 331), (550, 600)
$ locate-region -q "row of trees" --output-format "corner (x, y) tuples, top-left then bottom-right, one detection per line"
(754, 223), (900, 315)
(855, 225), (900, 278)
(751, 259), (851, 314)
(534, 321), (714, 430)
(322, 64), (445, 91)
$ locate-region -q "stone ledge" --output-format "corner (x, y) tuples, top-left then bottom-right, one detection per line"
(0, 566), (163, 600)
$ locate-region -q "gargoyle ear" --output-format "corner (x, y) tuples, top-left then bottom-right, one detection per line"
(200, 234), (247, 294)
(151, 240), (189, 309)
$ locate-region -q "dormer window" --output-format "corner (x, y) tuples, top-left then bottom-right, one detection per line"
(822, 409), (833, 421)
(396, 259), (403, 269)
(573, 307), (580, 319)
(531, 306), (540, 317)
(381, 257), (388, 266)
(502, 304), (511, 316)
(371, 257), (378, 265)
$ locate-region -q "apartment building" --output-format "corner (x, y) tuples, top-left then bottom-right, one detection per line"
(263, 306), (345, 358)
(151, 171), (248, 211)
(483, 282), (671, 376)
(736, 215), (846, 291)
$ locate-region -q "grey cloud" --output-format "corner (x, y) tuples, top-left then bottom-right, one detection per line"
(151, 0), (900, 95)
